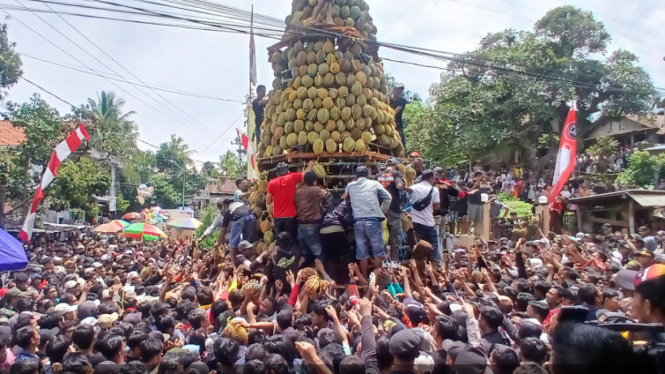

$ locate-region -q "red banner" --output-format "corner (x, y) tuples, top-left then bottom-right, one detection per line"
(550, 107), (577, 201)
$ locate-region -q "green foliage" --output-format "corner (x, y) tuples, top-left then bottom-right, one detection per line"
(219, 151), (241, 179)
(617, 151), (660, 188)
(0, 23), (22, 99)
(4, 94), (65, 201)
(194, 203), (218, 248)
(156, 135), (194, 172)
(586, 136), (619, 157)
(48, 157), (110, 216)
(498, 192), (533, 216)
(69, 91), (138, 160)
(407, 6), (656, 170)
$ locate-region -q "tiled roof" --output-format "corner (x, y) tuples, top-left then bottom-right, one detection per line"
(206, 179), (237, 195)
(0, 121), (26, 146)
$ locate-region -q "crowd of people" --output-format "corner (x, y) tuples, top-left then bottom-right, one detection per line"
(2, 154), (665, 374)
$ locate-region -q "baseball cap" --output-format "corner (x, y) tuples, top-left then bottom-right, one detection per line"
(238, 241), (254, 252)
(64, 280), (79, 290)
(98, 313), (119, 329)
(643, 236), (657, 252)
(403, 297), (428, 325)
(389, 329), (420, 359)
(54, 303), (77, 314)
(442, 339), (466, 361)
(123, 312), (142, 325)
(616, 264), (665, 291)
(92, 262), (103, 268)
(453, 346), (487, 374)
(275, 162), (289, 176)
(80, 316), (98, 326)
(395, 82), (405, 89)
(602, 223), (612, 229)
(386, 158), (399, 165)
(631, 249), (653, 258)
(78, 301), (100, 319)
(14, 273), (28, 283)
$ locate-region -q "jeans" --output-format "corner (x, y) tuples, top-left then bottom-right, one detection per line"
(398, 126), (407, 149)
(354, 219), (386, 260)
(230, 214), (256, 248)
(413, 222), (440, 262)
(298, 224), (323, 260)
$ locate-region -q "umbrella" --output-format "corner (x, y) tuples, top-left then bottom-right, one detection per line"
(167, 218), (203, 231)
(95, 220), (129, 233)
(124, 223), (167, 240)
(121, 212), (142, 221)
(0, 228), (28, 271)
(95, 223), (119, 233)
(109, 220), (130, 229)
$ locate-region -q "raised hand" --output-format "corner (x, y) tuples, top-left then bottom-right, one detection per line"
(325, 304), (338, 320)
(286, 270), (296, 287)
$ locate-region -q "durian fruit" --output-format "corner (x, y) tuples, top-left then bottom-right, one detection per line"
(304, 275), (323, 294)
(256, 1), (403, 159)
(312, 164), (326, 179)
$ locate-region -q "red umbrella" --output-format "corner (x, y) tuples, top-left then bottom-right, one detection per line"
(121, 212), (142, 222)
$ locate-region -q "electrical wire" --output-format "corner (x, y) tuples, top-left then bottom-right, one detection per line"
(12, 0), (664, 97)
(199, 114), (243, 155)
(19, 52), (244, 102)
(4, 9), (222, 137)
(15, 0), (225, 136)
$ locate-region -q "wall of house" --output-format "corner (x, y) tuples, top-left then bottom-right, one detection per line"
(588, 118), (651, 139)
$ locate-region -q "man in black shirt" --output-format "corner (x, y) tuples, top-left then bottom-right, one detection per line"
(251, 85), (268, 142)
(390, 83), (408, 149)
(378, 158), (412, 261)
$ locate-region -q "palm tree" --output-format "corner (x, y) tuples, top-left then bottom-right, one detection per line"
(87, 91), (138, 159)
(156, 135), (194, 172)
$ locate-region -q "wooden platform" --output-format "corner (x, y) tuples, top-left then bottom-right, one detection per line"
(257, 151), (391, 172)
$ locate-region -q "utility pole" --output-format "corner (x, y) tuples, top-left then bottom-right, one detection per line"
(231, 134), (247, 177)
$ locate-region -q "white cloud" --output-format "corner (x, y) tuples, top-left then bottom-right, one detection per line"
(3, 0), (663, 162)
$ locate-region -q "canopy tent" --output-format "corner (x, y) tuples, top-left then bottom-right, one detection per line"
(0, 228), (28, 271)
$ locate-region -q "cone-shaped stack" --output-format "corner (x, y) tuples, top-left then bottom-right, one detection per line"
(256, 0), (404, 158)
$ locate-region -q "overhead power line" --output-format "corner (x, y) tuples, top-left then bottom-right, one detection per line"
(4, 9), (220, 137)
(14, 0), (223, 136)
(19, 52), (244, 102)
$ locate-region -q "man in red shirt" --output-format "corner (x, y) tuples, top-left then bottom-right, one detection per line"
(267, 160), (315, 240)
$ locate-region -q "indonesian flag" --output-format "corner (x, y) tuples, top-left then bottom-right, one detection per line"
(19, 124), (90, 241)
(550, 105), (577, 201)
(237, 129), (258, 180)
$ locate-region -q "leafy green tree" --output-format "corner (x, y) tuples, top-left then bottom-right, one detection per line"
(617, 151), (659, 188)
(219, 150), (241, 179)
(156, 135), (194, 173)
(0, 23), (22, 99)
(48, 157), (110, 216)
(408, 6), (656, 170)
(585, 136), (620, 173)
(4, 94), (65, 201)
(70, 91), (138, 160)
(194, 203), (218, 248)
(200, 161), (219, 178)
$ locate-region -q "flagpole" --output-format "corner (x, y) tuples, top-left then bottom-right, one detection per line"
(249, 5), (254, 105)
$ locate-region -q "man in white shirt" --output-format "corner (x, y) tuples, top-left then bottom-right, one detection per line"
(409, 170), (441, 263)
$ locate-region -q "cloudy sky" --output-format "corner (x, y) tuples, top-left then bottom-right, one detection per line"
(3, 0), (664, 163)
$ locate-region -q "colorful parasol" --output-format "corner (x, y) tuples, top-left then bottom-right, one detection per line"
(95, 220), (129, 233)
(0, 228), (28, 271)
(121, 212), (142, 221)
(123, 223), (167, 240)
(167, 217), (203, 231)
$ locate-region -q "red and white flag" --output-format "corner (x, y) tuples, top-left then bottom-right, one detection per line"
(249, 8), (258, 86)
(19, 124), (90, 241)
(550, 104), (577, 201)
(237, 129), (258, 180)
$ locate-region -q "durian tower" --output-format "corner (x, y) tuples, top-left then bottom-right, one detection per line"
(255, 0), (405, 158)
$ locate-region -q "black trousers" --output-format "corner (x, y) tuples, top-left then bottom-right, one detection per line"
(273, 217), (297, 242)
